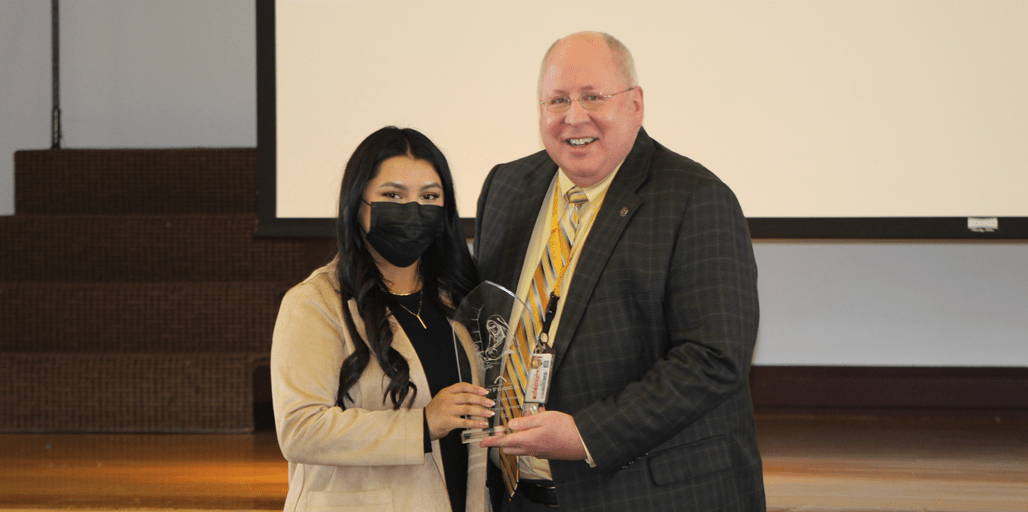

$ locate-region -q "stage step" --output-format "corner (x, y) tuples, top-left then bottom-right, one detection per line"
(4, 147), (329, 433)
(0, 282), (293, 353)
(0, 352), (264, 433)
(0, 214), (334, 282)
(14, 148), (257, 215)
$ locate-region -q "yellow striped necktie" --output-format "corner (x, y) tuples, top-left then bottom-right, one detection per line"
(496, 185), (588, 497)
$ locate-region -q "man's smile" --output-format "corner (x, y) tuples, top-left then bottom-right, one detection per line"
(567, 137), (597, 147)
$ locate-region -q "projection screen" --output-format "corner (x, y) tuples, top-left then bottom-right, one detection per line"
(257, 0), (1028, 238)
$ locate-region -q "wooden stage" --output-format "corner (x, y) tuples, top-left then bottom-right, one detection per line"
(1, 415), (1025, 512)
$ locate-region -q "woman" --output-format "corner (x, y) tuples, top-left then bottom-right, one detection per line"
(271, 127), (493, 512)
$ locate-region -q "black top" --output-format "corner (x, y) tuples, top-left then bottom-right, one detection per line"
(390, 290), (468, 512)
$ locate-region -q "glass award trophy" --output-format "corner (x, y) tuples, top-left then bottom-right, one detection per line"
(456, 280), (524, 444)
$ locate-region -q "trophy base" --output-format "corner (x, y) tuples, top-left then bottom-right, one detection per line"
(461, 426), (507, 444)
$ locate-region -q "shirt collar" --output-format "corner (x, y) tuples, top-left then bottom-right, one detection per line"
(556, 161), (623, 205)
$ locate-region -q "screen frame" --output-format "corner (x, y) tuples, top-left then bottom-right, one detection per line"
(255, 0), (1027, 240)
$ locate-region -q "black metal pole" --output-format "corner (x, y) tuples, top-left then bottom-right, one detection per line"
(51, 0), (62, 149)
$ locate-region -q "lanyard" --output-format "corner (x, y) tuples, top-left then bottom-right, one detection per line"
(538, 184), (603, 346)
(546, 184), (572, 295)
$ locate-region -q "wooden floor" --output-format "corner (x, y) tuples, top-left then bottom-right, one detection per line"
(758, 415), (1028, 512)
(1, 415), (1026, 512)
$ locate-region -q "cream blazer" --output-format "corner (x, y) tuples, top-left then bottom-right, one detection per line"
(271, 263), (488, 512)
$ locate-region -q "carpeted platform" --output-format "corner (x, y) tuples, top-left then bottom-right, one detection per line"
(0, 148), (334, 433)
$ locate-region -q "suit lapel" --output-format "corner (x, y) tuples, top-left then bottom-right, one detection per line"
(551, 129), (654, 370)
(487, 156), (556, 290)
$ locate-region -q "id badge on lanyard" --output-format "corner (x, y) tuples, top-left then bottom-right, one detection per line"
(524, 292), (559, 406)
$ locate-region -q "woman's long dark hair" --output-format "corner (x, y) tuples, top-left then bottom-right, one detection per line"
(335, 126), (477, 409)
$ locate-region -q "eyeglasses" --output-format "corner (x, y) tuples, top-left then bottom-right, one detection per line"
(539, 87), (636, 113)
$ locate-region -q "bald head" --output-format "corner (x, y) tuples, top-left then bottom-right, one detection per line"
(537, 31), (638, 98)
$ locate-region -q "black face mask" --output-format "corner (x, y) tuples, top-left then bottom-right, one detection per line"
(363, 201), (445, 268)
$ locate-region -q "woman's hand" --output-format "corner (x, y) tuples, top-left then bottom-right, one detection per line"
(425, 383), (494, 440)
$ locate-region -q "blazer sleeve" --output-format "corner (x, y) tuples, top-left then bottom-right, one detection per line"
(572, 176), (760, 474)
(271, 277), (427, 467)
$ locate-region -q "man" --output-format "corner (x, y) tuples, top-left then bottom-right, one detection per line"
(475, 32), (765, 511)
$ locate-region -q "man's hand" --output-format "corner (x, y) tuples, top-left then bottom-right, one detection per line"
(480, 409), (587, 460)
(425, 383), (493, 440)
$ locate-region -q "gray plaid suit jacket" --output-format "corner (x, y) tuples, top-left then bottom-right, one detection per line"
(474, 128), (766, 511)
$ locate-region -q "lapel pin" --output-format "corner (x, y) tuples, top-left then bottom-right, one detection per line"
(620, 206), (629, 217)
